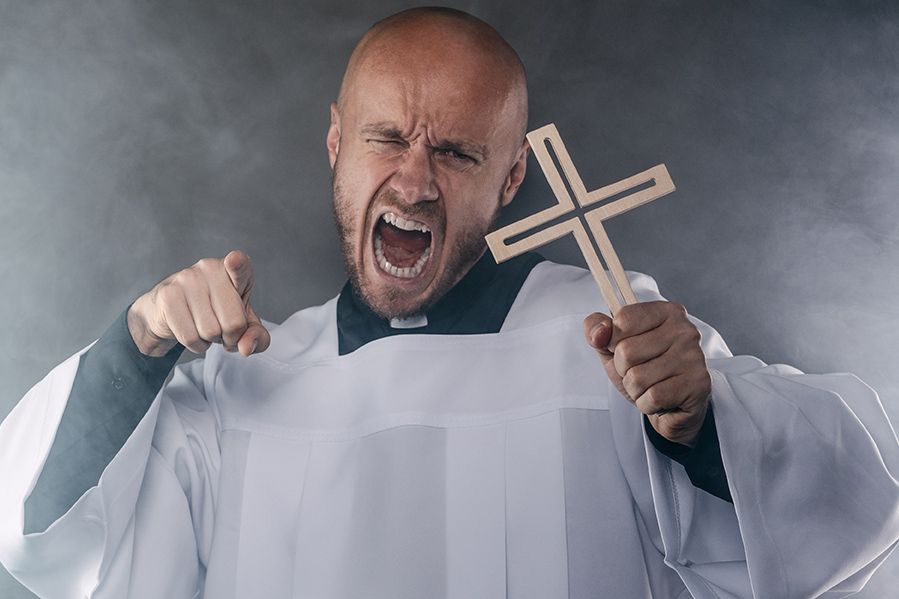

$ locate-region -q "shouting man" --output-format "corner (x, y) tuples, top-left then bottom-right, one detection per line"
(1, 7), (897, 599)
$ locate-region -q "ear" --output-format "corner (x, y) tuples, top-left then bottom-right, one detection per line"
(499, 138), (529, 208)
(326, 102), (341, 169)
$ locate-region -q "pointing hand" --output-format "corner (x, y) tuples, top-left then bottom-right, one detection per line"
(127, 250), (271, 358)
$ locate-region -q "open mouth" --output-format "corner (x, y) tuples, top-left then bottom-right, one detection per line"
(373, 211), (434, 279)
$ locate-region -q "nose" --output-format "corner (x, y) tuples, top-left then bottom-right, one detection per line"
(389, 144), (438, 205)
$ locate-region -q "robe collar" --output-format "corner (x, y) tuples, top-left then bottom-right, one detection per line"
(336, 251), (544, 355)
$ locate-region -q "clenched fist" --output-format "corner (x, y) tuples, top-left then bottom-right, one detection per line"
(584, 301), (711, 446)
(127, 250), (271, 358)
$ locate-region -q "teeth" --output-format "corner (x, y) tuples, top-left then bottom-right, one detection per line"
(374, 232), (432, 279)
(383, 212), (430, 233)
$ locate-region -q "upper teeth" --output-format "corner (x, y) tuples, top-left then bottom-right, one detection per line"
(383, 212), (430, 233)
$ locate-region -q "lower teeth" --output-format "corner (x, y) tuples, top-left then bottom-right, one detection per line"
(374, 233), (431, 279)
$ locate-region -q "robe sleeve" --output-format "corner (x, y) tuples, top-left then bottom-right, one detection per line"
(615, 273), (899, 598)
(0, 330), (220, 598)
(23, 304), (184, 534)
(644, 407), (732, 503)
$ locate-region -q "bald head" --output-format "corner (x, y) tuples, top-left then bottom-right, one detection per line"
(337, 7), (528, 139)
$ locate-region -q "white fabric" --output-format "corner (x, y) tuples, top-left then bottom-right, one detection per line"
(1, 262), (897, 598)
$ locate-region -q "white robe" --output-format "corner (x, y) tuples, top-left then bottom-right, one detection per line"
(1, 262), (897, 598)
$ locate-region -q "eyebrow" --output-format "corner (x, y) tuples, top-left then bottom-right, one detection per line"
(359, 123), (489, 161)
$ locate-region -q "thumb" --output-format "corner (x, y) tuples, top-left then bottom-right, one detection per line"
(223, 250), (254, 300)
(583, 312), (614, 358)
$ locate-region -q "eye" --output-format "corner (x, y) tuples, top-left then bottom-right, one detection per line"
(436, 148), (475, 164)
(369, 138), (403, 147)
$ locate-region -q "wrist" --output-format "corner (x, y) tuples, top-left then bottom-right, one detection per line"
(127, 297), (177, 357)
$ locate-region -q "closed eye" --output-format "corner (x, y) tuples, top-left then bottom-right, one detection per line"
(369, 138), (405, 147)
(435, 147), (476, 164)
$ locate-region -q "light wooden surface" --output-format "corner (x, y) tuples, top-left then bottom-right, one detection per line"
(485, 123), (676, 314)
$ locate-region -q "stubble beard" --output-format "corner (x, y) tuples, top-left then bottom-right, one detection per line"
(331, 178), (501, 320)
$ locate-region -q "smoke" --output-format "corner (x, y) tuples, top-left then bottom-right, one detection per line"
(1, 1), (897, 597)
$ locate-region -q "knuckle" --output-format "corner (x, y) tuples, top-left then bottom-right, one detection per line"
(180, 332), (211, 353)
(193, 341), (212, 353)
(172, 269), (196, 288)
(615, 339), (633, 365)
(194, 257), (218, 271)
(604, 359), (622, 382)
(640, 388), (661, 412)
(687, 327), (701, 344)
(624, 366), (645, 392)
(220, 315), (248, 337)
(195, 321), (222, 342)
(669, 302), (687, 317)
(156, 282), (179, 306)
(614, 311), (632, 331)
(179, 332), (201, 349)
(687, 346), (705, 365)
(675, 324), (701, 348)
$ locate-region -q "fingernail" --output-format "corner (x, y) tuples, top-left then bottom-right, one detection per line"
(590, 322), (607, 339)
(251, 339), (258, 354)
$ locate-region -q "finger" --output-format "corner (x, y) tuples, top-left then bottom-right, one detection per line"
(612, 325), (675, 379)
(183, 286), (228, 349)
(620, 346), (680, 401)
(237, 303), (271, 356)
(223, 250), (254, 301)
(609, 301), (672, 348)
(633, 374), (690, 416)
(583, 312), (614, 358)
(584, 312), (628, 399)
(649, 402), (709, 447)
(164, 287), (212, 353)
(208, 279), (250, 352)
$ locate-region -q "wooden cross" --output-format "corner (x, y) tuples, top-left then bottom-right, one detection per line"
(485, 123), (676, 314)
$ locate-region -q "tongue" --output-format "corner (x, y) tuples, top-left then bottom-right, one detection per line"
(378, 221), (431, 268)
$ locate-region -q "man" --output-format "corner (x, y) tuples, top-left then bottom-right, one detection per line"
(1, 7), (897, 598)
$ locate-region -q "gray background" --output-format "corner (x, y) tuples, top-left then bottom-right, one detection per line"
(1, 0), (897, 596)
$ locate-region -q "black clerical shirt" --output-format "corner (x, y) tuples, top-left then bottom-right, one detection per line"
(23, 252), (730, 534)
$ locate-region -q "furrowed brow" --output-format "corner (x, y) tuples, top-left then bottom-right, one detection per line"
(359, 123), (404, 139)
(358, 123), (489, 161)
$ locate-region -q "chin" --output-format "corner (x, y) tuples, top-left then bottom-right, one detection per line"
(359, 261), (441, 319)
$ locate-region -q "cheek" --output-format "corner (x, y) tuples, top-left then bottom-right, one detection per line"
(334, 157), (382, 229)
(444, 178), (502, 233)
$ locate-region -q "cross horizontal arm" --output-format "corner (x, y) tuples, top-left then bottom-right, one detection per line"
(582, 164), (675, 221)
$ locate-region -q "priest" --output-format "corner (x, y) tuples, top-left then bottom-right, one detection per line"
(1, 7), (897, 599)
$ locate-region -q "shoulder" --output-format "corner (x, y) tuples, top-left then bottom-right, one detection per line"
(501, 261), (732, 357)
(501, 260), (664, 331)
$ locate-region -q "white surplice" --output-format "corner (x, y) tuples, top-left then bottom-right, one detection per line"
(1, 262), (897, 598)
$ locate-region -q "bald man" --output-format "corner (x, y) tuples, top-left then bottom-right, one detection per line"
(1, 7), (897, 599)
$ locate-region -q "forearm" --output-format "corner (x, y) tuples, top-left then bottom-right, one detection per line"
(23, 303), (183, 534)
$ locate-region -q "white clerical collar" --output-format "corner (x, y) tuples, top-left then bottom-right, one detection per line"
(389, 314), (428, 329)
